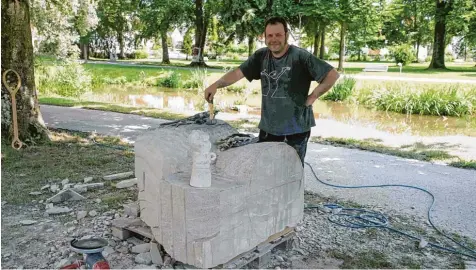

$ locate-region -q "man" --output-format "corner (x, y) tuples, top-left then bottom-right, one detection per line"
(204, 16), (339, 166)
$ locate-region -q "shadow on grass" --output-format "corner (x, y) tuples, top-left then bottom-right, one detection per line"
(1, 129), (135, 204)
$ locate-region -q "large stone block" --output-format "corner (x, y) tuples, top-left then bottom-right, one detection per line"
(135, 122), (304, 268)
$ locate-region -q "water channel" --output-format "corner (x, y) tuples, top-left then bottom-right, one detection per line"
(81, 85), (476, 137)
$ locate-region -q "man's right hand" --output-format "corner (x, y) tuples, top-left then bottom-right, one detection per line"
(203, 68), (245, 103)
(204, 84), (217, 103)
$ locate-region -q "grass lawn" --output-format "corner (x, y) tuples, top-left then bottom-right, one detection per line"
(1, 129), (136, 204)
(39, 96), (188, 120)
(311, 137), (476, 170)
(334, 62), (476, 80)
(84, 63), (193, 84)
(88, 57), (476, 80)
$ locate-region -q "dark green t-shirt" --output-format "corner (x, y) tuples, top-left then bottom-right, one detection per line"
(239, 45), (334, 135)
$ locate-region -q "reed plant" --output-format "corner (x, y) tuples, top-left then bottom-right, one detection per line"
(356, 82), (475, 117)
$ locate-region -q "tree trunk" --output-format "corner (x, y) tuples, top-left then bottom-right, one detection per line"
(1, 0), (50, 144)
(319, 27), (326, 59)
(338, 22), (346, 72)
(313, 32), (320, 56)
(428, 0), (452, 69)
(464, 42), (467, 62)
(248, 35), (255, 57)
(80, 42), (89, 61)
(83, 43), (89, 61)
(267, 0), (274, 13)
(161, 30), (170, 64)
(117, 31), (125, 59)
(224, 32), (236, 46)
(190, 0), (208, 67)
(416, 38), (420, 62)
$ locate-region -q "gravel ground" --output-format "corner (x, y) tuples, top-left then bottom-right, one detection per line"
(2, 189), (474, 269)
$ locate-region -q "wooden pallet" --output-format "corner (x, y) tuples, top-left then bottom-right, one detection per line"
(111, 218), (294, 269)
(217, 227), (295, 269)
(111, 218), (154, 240)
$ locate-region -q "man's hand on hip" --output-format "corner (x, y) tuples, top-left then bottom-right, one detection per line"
(306, 69), (340, 106)
(305, 92), (318, 106)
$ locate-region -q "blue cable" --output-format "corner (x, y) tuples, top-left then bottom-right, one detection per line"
(304, 161), (476, 260)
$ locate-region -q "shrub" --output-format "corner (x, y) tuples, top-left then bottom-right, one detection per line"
(390, 45), (416, 66)
(357, 83), (476, 117)
(134, 50), (149, 59)
(445, 55), (454, 62)
(158, 71), (181, 88)
(36, 60), (92, 97)
(183, 69), (208, 90)
(322, 76), (356, 101)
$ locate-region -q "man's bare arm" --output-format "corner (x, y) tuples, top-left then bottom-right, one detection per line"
(305, 69), (340, 106)
(312, 69), (340, 99)
(214, 68), (245, 88)
(204, 68), (245, 102)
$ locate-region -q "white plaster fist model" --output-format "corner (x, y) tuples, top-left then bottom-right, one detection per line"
(135, 121), (304, 268)
(188, 130), (216, 188)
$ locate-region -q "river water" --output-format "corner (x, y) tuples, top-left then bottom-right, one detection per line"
(81, 85), (475, 137)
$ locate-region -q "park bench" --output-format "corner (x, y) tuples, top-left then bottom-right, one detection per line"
(362, 64), (389, 72)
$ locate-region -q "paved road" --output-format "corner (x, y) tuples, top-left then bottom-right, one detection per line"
(41, 105), (476, 241)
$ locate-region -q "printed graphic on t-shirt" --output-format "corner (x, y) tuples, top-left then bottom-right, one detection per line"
(260, 67), (291, 98)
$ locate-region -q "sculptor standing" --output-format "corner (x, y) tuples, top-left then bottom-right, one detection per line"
(204, 17), (339, 165)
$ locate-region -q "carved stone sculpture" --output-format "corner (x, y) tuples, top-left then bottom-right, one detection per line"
(188, 130), (216, 188)
(135, 121), (304, 268)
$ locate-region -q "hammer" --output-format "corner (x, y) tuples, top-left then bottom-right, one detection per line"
(206, 99), (217, 125)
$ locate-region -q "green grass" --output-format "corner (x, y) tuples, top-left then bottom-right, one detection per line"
(449, 160), (476, 170)
(39, 97), (187, 120)
(355, 82), (476, 117)
(322, 76), (356, 101)
(1, 129), (135, 204)
(328, 250), (394, 269)
(310, 137), (475, 170)
(101, 189), (135, 209)
(88, 56), (475, 78)
(329, 61), (476, 77)
(84, 63), (195, 87)
(311, 137), (455, 161)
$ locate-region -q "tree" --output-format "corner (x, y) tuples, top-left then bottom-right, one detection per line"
(301, 0), (336, 58)
(138, 0), (191, 64)
(446, 0), (476, 62)
(207, 16), (226, 57)
(2, 0), (50, 144)
(190, 0), (209, 66)
(348, 0), (386, 61)
(96, 0), (133, 59)
(74, 0), (99, 60)
(381, 0), (433, 61)
(30, 0), (81, 59)
(428, 0), (453, 69)
(183, 28), (194, 60)
(335, 0), (355, 71)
